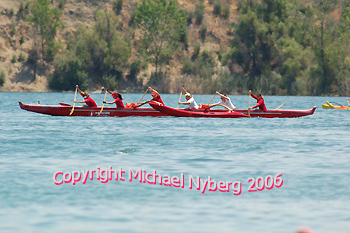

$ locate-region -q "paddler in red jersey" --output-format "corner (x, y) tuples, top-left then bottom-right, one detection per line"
(74, 85), (97, 107)
(103, 90), (125, 108)
(249, 90), (267, 111)
(138, 87), (164, 107)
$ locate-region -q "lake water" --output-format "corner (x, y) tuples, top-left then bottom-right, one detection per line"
(0, 92), (349, 233)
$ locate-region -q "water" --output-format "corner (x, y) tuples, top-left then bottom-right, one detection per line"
(0, 92), (349, 233)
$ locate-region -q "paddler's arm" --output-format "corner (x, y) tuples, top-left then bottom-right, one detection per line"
(249, 90), (257, 100)
(181, 87), (188, 95)
(148, 87), (159, 95)
(74, 100), (85, 103)
(250, 99), (263, 109)
(178, 101), (190, 105)
(215, 91), (229, 101)
(76, 85), (83, 95)
(103, 101), (115, 104)
(137, 100), (150, 107)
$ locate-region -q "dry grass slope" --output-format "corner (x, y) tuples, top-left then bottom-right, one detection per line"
(0, 0), (239, 92)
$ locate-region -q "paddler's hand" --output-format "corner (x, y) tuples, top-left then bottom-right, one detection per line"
(103, 101), (106, 104)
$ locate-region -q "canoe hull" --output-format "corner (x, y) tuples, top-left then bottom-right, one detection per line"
(234, 108), (316, 118)
(150, 102), (316, 118)
(149, 102), (248, 118)
(19, 102), (167, 117)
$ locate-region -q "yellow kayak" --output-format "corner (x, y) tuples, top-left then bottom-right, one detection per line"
(322, 101), (350, 109)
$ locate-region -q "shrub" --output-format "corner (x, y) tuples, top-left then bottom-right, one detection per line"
(10, 23), (16, 37)
(180, 30), (189, 50)
(186, 10), (194, 25)
(222, 4), (230, 19)
(8, 9), (14, 18)
(101, 74), (118, 90)
(195, 1), (205, 25)
(192, 42), (201, 60)
(0, 70), (5, 86)
(11, 55), (17, 63)
(19, 34), (25, 45)
(195, 10), (204, 25)
(49, 53), (88, 91)
(18, 52), (26, 62)
(213, 1), (222, 16)
(113, 0), (124, 15)
(181, 58), (194, 74)
(199, 24), (207, 40)
(127, 60), (141, 83)
(129, 10), (136, 26)
(58, 0), (66, 10)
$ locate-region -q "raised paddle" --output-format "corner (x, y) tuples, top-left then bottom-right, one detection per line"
(137, 88), (149, 104)
(177, 91), (182, 109)
(248, 92), (251, 117)
(274, 102), (285, 110)
(207, 93), (217, 105)
(69, 86), (78, 115)
(97, 90), (108, 116)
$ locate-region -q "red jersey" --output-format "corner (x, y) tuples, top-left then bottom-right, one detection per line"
(114, 97), (125, 108)
(152, 95), (164, 105)
(251, 94), (267, 111)
(84, 97), (97, 107)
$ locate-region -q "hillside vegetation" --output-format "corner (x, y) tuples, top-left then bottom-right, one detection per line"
(0, 0), (350, 96)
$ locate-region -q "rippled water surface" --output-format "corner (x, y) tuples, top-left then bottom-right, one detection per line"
(0, 92), (349, 233)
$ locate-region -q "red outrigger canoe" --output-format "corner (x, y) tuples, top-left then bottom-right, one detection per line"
(18, 102), (167, 117)
(149, 102), (248, 118)
(149, 102), (317, 118)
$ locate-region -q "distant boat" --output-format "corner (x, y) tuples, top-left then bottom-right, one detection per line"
(322, 100), (350, 110)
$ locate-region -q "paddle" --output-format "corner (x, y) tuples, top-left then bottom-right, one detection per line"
(329, 101), (345, 106)
(69, 86), (78, 115)
(137, 88), (149, 104)
(248, 92), (251, 117)
(347, 99), (350, 106)
(207, 93), (217, 105)
(60, 103), (71, 106)
(218, 104), (233, 111)
(176, 91), (182, 109)
(274, 102), (285, 110)
(97, 90), (108, 116)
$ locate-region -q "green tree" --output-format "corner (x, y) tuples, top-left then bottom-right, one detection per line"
(93, 10), (130, 80)
(135, 0), (187, 85)
(27, 0), (62, 81)
(305, 0), (337, 94)
(28, 0), (62, 61)
(49, 51), (88, 91)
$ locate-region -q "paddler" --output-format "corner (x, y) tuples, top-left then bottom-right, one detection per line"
(75, 85), (97, 107)
(103, 89), (125, 108)
(178, 87), (199, 110)
(249, 90), (267, 111)
(207, 91), (236, 110)
(138, 87), (164, 107)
